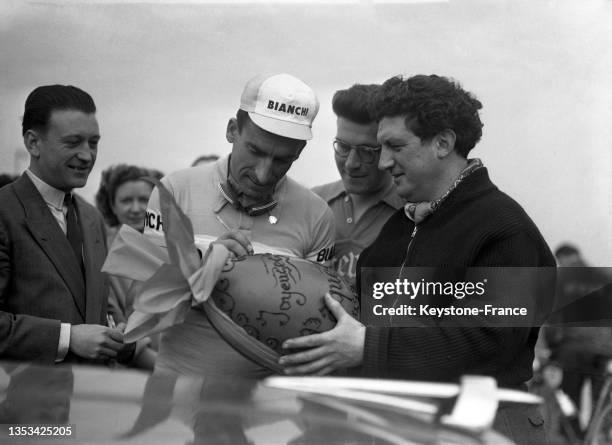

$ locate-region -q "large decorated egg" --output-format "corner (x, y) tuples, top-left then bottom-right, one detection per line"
(208, 253), (359, 355)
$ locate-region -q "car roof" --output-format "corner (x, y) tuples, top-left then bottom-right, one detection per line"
(0, 362), (519, 445)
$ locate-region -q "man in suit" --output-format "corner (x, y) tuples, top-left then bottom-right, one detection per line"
(0, 85), (127, 364)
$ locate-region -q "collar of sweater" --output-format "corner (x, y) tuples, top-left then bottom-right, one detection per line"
(404, 159), (492, 224)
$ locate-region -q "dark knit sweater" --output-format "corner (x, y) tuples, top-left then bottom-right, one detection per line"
(357, 167), (555, 387)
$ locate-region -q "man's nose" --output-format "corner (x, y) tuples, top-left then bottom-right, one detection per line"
(378, 147), (394, 171)
(75, 144), (95, 162)
(254, 157), (275, 185)
(344, 148), (361, 170)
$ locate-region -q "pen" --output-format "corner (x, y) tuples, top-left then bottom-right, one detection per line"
(106, 313), (116, 329)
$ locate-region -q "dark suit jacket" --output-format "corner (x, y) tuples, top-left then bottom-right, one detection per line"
(0, 173), (109, 363)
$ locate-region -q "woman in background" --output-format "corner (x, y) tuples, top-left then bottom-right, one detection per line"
(96, 164), (163, 241)
(96, 164), (163, 370)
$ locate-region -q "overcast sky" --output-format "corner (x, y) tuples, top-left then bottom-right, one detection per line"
(1, 0), (611, 265)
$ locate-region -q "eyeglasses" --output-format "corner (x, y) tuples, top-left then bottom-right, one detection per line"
(333, 139), (382, 164)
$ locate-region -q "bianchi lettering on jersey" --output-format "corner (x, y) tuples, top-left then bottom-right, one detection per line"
(315, 245), (335, 263)
(145, 209), (163, 232)
(333, 251), (359, 281)
(267, 100), (309, 116)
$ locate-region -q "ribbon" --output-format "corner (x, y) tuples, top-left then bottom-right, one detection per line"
(102, 180), (231, 343)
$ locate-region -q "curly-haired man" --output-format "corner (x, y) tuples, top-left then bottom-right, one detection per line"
(281, 74), (555, 445)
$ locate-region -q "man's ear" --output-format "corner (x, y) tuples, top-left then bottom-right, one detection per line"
(23, 129), (42, 158)
(226, 118), (239, 144)
(435, 129), (457, 158)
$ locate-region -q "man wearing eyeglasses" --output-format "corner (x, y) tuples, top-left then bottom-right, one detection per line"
(312, 84), (403, 292)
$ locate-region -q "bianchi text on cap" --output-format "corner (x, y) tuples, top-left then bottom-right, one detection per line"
(267, 101), (309, 116)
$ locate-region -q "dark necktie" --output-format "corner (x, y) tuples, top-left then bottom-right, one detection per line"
(64, 193), (84, 270)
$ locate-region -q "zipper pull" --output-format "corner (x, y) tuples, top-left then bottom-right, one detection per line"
(399, 225), (418, 278)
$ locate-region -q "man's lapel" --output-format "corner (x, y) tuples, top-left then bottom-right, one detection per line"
(77, 200), (106, 324)
(14, 174), (87, 320)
